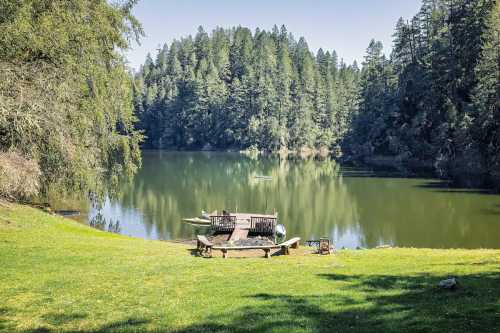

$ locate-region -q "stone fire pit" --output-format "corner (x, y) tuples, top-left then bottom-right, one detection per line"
(225, 236), (275, 247)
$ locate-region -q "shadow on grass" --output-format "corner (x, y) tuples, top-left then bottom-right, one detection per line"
(21, 318), (150, 333)
(187, 247), (288, 259)
(0, 307), (16, 332)
(41, 312), (87, 326)
(10, 272), (500, 333)
(172, 272), (499, 333)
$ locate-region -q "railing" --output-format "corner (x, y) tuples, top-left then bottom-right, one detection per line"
(249, 216), (277, 236)
(210, 215), (236, 233)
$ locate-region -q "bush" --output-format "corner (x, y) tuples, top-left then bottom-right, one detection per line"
(0, 152), (40, 201)
(0, 1), (143, 201)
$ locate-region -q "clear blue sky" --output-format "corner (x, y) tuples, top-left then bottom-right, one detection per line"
(125, 0), (422, 70)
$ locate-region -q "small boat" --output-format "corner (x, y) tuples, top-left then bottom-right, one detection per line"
(182, 217), (211, 226)
(182, 210), (214, 226)
(254, 175), (273, 180)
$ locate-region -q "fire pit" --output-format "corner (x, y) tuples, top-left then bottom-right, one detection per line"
(226, 236), (275, 247)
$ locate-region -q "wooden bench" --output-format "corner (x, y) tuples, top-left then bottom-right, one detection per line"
(210, 237), (301, 259)
(213, 244), (275, 258)
(279, 237), (300, 255)
(197, 235), (213, 256)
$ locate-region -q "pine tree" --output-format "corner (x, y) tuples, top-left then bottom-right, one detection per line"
(275, 25), (293, 149)
(347, 40), (397, 157)
(285, 38), (315, 149)
(470, 1), (500, 178)
(135, 26), (360, 153)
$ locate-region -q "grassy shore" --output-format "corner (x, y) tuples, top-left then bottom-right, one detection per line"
(0, 203), (499, 333)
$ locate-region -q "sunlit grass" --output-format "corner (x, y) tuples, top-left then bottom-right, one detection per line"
(0, 203), (499, 332)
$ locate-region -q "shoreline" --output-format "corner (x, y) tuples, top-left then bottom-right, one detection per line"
(141, 148), (500, 191)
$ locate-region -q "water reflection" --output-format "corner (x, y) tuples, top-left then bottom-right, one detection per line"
(89, 211), (121, 234)
(84, 151), (500, 249)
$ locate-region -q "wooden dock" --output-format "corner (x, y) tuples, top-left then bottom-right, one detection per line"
(228, 227), (249, 241)
(210, 212), (277, 240)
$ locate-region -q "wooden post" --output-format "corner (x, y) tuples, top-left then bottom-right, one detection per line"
(264, 249), (270, 258)
(292, 240), (299, 249)
(222, 249), (228, 259)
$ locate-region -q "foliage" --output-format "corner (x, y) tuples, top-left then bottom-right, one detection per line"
(134, 26), (360, 152)
(0, 0), (143, 200)
(470, 0), (500, 182)
(345, 0), (499, 186)
(0, 151), (40, 200)
(0, 204), (499, 332)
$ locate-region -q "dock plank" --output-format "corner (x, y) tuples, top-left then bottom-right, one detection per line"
(229, 227), (249, 241)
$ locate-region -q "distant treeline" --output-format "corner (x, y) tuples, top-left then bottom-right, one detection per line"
(133, 26), (360, 152)
(136, 0), (499, 185)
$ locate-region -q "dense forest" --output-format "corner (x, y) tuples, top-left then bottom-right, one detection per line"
(136, 0), (499, 185)
(133, 26), (360, 153)
(347, 0), (499, 183)
(0, 0), (143, 200)
(0, 0), (499, 201)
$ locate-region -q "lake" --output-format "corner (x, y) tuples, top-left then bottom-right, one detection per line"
(78, 151), (500, 249)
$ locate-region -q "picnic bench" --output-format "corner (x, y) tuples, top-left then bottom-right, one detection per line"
(197, 235), (300, 259)
(197, 235), (213, 256)
(279, 237), (301, 255)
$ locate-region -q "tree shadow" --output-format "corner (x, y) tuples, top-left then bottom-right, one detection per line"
(41, 312), (87, 326)
(341, 168), (499, 195)
(6, 273), (499, 332)
(187, 246), (289, 258)
(187, 248), (202, 257)
(340, 169), (414, 179)
(0, 307), (16, 332)
(415, 181), (497, 195)
(479, 208), (500, 216)
(20, 317), (150, 333)
(174, 272), (499, 333)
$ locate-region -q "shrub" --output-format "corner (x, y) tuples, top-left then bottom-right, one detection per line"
(0, 152), (41, 201)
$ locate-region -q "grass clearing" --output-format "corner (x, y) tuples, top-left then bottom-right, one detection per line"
(0, 204), (499, 332)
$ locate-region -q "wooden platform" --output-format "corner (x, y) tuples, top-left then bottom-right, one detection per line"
(229, 227), (249, 241)
(210, 212), (277, 237)
(228, 213), (276, 228)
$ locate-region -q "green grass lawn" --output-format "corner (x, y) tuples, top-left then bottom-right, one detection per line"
(0, 203), (499, 333)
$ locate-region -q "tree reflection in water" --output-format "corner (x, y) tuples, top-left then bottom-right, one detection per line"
(87, 151), (500, 249)
(89, 211), (121, 234)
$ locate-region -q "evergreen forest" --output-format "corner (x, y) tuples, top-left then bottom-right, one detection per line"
(135, 0), (499, 184)
(0, 0), (499, 201)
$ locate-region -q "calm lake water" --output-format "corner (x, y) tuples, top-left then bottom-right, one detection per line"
(81, 151), (500, 249)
